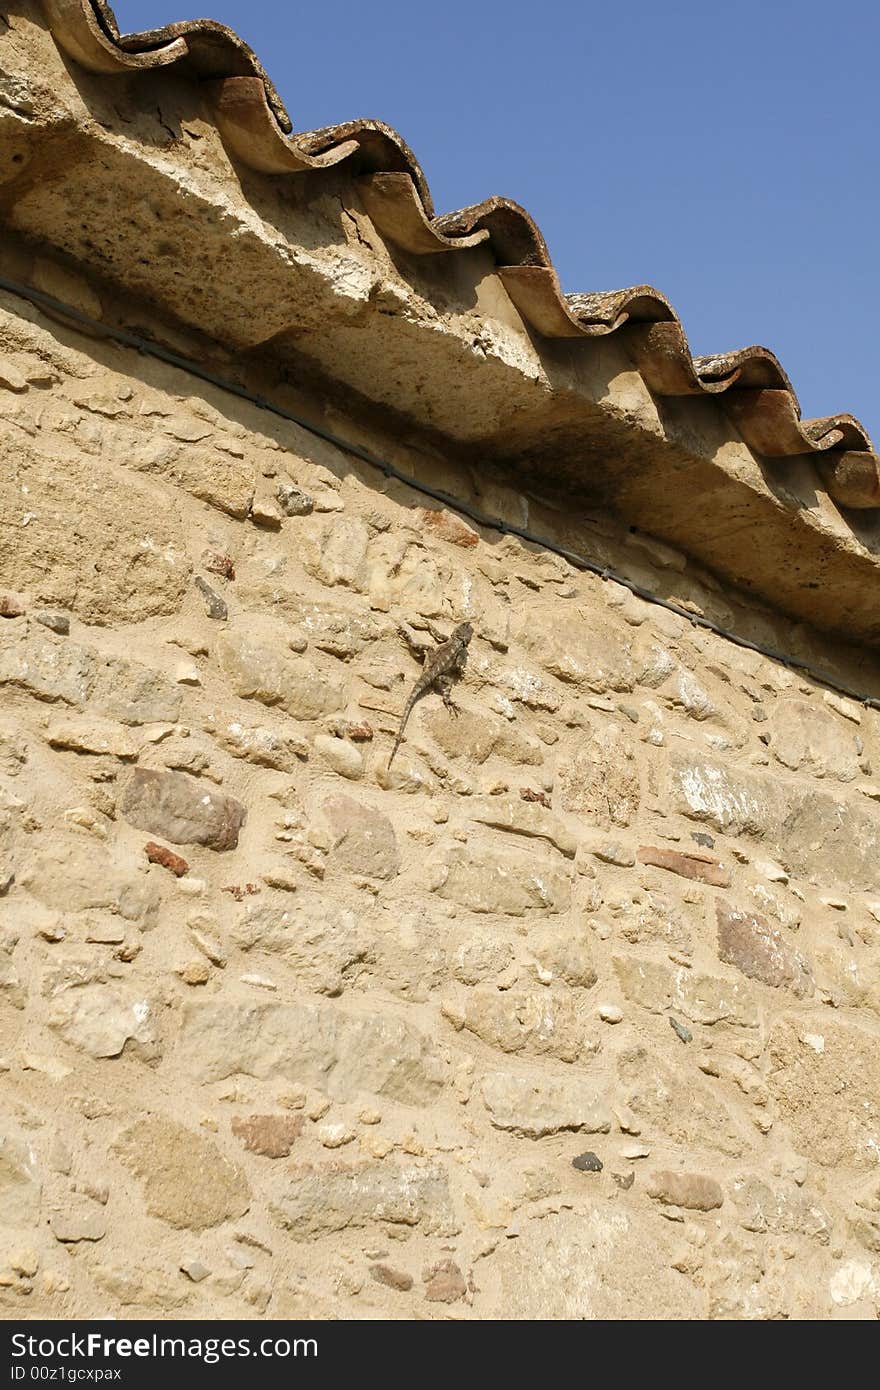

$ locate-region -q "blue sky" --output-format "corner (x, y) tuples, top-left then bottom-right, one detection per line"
(114, 1), (878, 442)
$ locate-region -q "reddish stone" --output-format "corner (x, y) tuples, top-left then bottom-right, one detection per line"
(222, 883), (261, 902)
(638, 845), (730, 887)
(144, 841), (189, 877)
(0, 593), (26, 618)
(370, 1263), (413, 1292)
(417, 508), (479, 548)
(520, 787), (551, 807)
(231, 1114), (304, 1159)
(203, 551), (236, 581)
(121, 768), (246, 850)
(716, 900), (813, 997)
(423, 1258), (467, 1303)
(343, 722), (374, 742)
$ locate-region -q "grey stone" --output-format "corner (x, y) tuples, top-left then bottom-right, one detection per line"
(271, 1161), (456, 1240)
(195, 575), (228, 620)
(0, 1134), (42, 1227)
(572, 1151), (603, 1172)
(119, 768), (246, 850)
(0, 631), (95, 706)
(176, 996), (447, 1105)
(321, 795), (399, 880)
(46, 985), (159, 1061)
(482, 1071), (611, 1137)
(431, 845), (570, 915)
(276, 482), (315, 516)
(34, 611), (70, 635)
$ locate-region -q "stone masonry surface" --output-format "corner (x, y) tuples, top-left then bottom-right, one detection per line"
(2, 290), (880, 1320)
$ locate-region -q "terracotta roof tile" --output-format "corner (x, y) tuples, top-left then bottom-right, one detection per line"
(39, 0), (880, 503)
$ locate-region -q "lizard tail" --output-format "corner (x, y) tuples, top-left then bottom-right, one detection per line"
(388, 696), (415, 769)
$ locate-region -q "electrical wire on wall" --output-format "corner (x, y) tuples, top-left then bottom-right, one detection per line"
(1, 270), (878, 712)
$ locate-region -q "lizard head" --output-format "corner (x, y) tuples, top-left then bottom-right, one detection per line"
(455, 622), (474, 644)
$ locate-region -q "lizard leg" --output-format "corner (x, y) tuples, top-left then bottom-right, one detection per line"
(397, 623), (428, 663)
(436, 675), (460, 716)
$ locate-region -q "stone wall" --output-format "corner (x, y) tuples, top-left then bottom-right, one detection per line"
(2, 288), (880, 1320)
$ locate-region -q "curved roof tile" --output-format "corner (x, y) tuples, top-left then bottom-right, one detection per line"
(41, 0), (879, 504)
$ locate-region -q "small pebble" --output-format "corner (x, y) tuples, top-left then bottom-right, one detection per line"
(598, 1003), (623, 1024)
(318, 1123), (355, 1149)
(34, 610), (70, 635)
(277, 482), (315, 516)
(194, 575), (227, 620)
(669, 1015), (692, 1044)
(572, 1151), (603, 1173)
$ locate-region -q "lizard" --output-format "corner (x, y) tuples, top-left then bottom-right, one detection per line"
(388, 621), (474, 767)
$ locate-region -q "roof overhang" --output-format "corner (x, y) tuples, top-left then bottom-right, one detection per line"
(2, 0), (880, 643)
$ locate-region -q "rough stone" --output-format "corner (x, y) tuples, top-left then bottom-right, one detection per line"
(49, 1209), (106, 1243)
(481, 1070), (611, 1137)
(767, 1016), (880, 1169)
(716, 900), (813, 997)
(421, 705), (543, 766)
(230, 897), (366, 996)
(487, 1209), (703, 1318)
(46, 985), (159, 1061)
(370, 1263), (413, 1292)
(176, 997), (447, 1105)
(638, 845), (730, 887)
(0, 631), (95, 706)
(93, 1263), (190, 1311)
(320, 795), (399, 880)
(558, 725), (640, 826)
(613, 956), (759, 1028)
(119, 768), (246, 850)
(468, 796), (578, 858)
(217, 622), (346, 720)
(646, 1171), (724, 1211)
(0, 1135), (41, 1227)
(731, 1177), (831, 1242)
(216, 719), (309, 770)
(452, 988), (586, 1062)
(618, 1047), (744, 1156)
(46, 716), (138, 759)
(231, 1114), (304, 1159)
(272, 1161), (456, 1239)
(21, 843), (160, 926)
(423, 1258), (467, 1303)
(431, 845), (570, 915)
(113, 1117), (251, 1230)
(277, 482), (315, 516)
(529, 925), (597, 989)
(768, 700), (861, 781)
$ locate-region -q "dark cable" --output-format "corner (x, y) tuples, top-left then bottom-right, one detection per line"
(2, 271), (878, 710)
